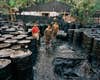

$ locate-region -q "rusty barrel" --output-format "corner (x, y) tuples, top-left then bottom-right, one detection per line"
(10, 50), (33, 80)
(0, 59), (13, 80)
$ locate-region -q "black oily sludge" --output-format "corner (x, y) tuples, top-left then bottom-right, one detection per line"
(53, 58), (99, 80)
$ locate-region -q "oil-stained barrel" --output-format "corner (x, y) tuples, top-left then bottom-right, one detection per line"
(2, 34), (13, 39)
(26, 36), (33, 40)
(56, 30), (67, 41)
(92, 38), (100, 58)
(73, 29), (83, 50)
(11, 45), (21, 50)
(10, 50), (33, 80)
(0, 49), (15, 59)
(82, 31), (94, 53)
(6, 28), (16, 32)
(28, 39), (38, 66)
(12, 34), (27, 40)
(67, 29), (75, 45)
(4, 39), (17, 44)
(9, 32), (19, 36)
(17, 40), (31, 49)
(0, 37), (6, 43)
(0, 43), (11, 50)
(0, 59), (13, 80)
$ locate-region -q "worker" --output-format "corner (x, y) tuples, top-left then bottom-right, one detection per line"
(52, 22), (59, 39)
(32, 22), (40, 46)
(44, 24), (53, 49)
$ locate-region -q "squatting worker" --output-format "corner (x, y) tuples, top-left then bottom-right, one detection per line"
(32, 22), (40, 41)
(52, 22), (59, 39)
(44, 24), (53, 49)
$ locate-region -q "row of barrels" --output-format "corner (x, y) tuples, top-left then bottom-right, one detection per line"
(53, 28), (100, 79)
(67, 28), (100, 58)
(82, 29), (100, 58)
(82, 29), (94, 53)
(0, 19), (33, 50)
(0, 20), (37, 80)
(0, 49), (34, 80)
(67, 29), (84, 49)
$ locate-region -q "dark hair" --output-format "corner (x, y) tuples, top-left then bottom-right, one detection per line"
(48, 24), (52, 27)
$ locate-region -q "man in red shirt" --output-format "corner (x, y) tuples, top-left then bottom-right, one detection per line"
(32, 22), (40, 40)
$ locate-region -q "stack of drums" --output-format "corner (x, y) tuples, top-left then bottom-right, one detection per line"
(67, 29), (75, 45)
(92, 38), (100, 58)
(0, 59), (12, 80)
(10, 50), (33, 80)
(82, 31), (94, 53)
(0, 21), (36, 80)
(72, 29), (83, 50)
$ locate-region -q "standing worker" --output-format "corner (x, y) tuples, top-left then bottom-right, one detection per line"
(32, 22), (40, 47)
(44, 24), (53, 49)
(52, 22), (59, 39)
(52, 22), (59, 48)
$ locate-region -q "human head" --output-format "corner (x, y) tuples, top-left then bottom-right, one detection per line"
(47, 24), (52, 29)
(34, 22), (38, 27)
(54, 22), (58, 25)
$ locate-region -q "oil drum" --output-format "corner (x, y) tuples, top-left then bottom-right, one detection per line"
(0, 59), (13, 80)
(10, 50), (33, 80)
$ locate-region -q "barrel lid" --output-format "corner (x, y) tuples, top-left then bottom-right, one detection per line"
(12, 36), (24, 40)
(10, 50), (32, 58)
(26, 36), (33, 40)
(17, 40), (31, 44)
(94, 38), (100, 41)
(0, 43), (11, 49)
(1, 27), (7, 30)
(26, 23), (33, 26)
(0, 37), (6, 42)
(9, 32), (20, 35)
(0, 28), (2, 31)
(90, 34), (99, 36)
(90, 34), (99, 38)
(6, 28), (16, 32)
(1, 25), (9, 28)
(13, 35), (27, 40)
(2, 34), (13, 39)
(18, 35), (27, 38)
(0, 59), (11, 69)
(11, 45), (21, 50)
(13, 26), (19, 28)
(0, 49), (15, 57)
(28, 29), (32, 32)
(4, 39), (17, 44)
(0, 21), (8, 23)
